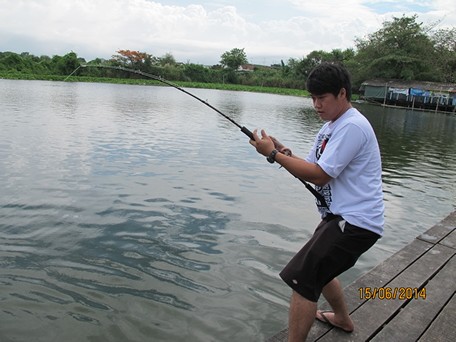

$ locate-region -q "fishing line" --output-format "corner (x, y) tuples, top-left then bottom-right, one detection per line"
(67, 64), (254, 139)
(65, 64), (328, 208)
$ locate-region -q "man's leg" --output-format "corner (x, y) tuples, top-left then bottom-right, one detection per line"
(288, 290), (317, 342)
(317, 278), (354, 332)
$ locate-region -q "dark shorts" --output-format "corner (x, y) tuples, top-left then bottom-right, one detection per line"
(279, 215), (380, 302)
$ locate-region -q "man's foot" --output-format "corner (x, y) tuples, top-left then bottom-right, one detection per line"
(315, 310), (354, 333)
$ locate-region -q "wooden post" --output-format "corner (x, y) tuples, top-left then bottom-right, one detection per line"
(383, 83), (387, 106)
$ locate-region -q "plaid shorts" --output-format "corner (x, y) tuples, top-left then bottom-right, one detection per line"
(279, 214), (380, 302)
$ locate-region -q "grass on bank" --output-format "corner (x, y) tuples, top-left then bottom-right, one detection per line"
(0, 72), (310, 97)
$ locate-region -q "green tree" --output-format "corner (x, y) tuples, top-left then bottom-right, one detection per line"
(353, 14), (435, 83)
(52, 52), (82, 75)
(183, 63), (210, 82)
(296, 50), (331, 79)
(430, 27), (456, 83)
(0, 52), (25, 71)
(159, 53), (177, 66)
(220, 48), (248, 70)
(288, 49), (354, 82)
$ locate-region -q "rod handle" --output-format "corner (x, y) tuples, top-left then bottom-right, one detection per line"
(241, 126), (254, 140)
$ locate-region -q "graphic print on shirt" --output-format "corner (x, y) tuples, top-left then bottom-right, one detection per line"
(315, 132), (332, 214)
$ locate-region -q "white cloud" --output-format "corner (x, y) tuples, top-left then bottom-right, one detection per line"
(0, 0), (454, 65)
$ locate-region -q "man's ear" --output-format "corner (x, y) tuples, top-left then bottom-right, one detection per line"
(338, 88), (347, 99)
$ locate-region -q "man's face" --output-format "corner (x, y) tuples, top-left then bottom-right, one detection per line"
(311, 89), (348, 122)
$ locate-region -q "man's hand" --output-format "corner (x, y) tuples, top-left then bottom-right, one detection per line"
(270, 135), (292, 156)
(249, 129), (275, 157)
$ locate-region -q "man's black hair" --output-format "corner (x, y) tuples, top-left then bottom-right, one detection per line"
(306, 62), (352, 101)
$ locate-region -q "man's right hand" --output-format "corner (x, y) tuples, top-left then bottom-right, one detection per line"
(270, 136), (292, 156)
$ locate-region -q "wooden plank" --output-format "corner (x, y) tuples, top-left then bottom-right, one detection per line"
(417, 293), (456, 342)
(438, 229), (456, 250)
(418, 212), (456, 244)
(371, 255), (455, 341)
(440, 211), (456, 227)
(316, 243), (454, 341)
(265, 329), (288, 342)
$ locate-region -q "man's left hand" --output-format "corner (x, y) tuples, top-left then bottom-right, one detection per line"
(249, 129), (275, 157)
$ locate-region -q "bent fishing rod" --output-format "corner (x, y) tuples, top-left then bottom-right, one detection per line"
(65, 64), (328, 209)
(67, 64), (254, 139)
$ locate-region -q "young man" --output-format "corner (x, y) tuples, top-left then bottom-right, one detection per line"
(249, 63), (384, 341)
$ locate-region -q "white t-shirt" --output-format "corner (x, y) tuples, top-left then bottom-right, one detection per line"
(306, 107), (385, 236)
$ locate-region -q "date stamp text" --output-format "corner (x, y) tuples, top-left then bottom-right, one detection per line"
(359, 287), (427, 300)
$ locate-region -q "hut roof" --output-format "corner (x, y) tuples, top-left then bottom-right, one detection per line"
(361, 79), (456, 92)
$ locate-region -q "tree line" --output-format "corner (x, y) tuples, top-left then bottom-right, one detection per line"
(1, 15), (455, 92)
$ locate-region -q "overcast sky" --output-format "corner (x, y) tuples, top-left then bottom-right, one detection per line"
(1, 0), (454, 65)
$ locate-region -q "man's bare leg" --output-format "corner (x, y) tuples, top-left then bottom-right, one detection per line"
(317, 278), (354, 332)
(288, 290), (317, 342)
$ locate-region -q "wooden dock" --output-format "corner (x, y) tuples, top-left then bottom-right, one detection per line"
(267, 211), (456, 342)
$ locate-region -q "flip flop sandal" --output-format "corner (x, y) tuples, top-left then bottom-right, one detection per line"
(315, 310), (354, 333)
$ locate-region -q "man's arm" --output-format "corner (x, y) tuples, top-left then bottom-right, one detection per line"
(250, 129), (332, 187)
(274, 152), (332, 187)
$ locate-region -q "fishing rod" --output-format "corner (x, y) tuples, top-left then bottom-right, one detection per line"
(65, 64), (329, 209)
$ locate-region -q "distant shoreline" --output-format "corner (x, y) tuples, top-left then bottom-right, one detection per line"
(0, 73), (310, 98)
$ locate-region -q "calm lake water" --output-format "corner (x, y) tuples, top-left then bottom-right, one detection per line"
(0, 79), (455, 341)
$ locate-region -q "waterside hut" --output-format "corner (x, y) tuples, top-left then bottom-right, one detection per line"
(360, 80), (456, 113)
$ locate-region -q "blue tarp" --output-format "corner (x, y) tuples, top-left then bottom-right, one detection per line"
(410, 88), (431, 97)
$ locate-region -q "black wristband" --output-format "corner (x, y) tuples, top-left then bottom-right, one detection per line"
(267, 149), (279, 163)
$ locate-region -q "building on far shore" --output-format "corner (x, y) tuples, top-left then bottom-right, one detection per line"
(359, 79), (456, 113)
